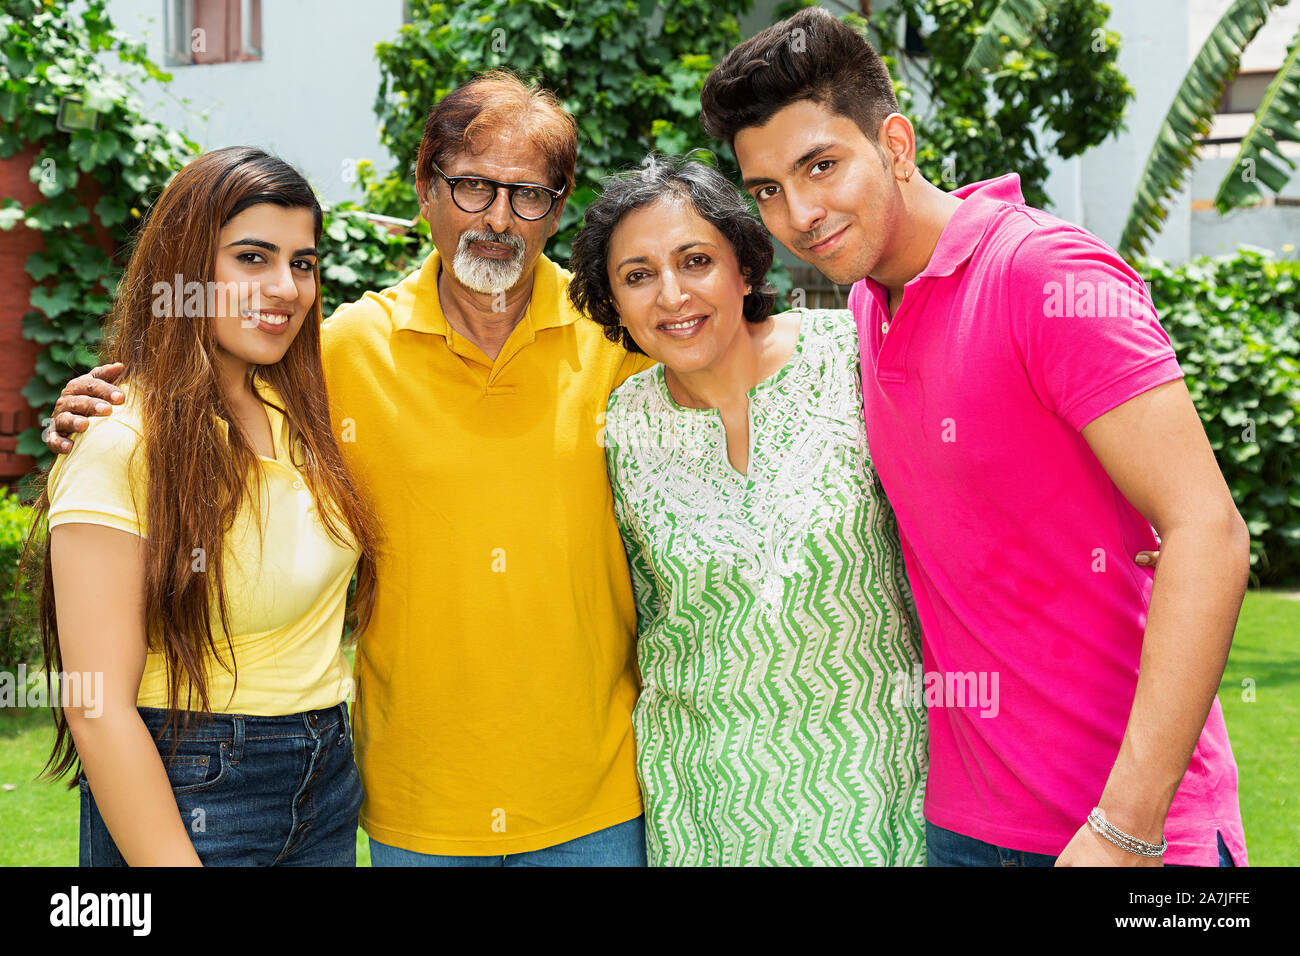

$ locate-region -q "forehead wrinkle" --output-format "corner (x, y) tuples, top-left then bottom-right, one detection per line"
(452, 126), (552, 184)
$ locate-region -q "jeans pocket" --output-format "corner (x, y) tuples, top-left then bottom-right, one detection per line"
(162, 743), (229, 795)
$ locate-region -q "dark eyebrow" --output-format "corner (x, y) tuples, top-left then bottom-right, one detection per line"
(225, 238), (278, 253)
(615, 241), (715, 272)
(225, 238), (318, 258)
(741, 143), (838, 190)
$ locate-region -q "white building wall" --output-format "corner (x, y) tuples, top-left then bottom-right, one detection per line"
(1075, 0), (1194, 259)
(104, 0), (406, 202)
(1002, 0), (1300, 259)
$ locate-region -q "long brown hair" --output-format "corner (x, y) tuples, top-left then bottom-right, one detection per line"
(25, 146), (382, 784)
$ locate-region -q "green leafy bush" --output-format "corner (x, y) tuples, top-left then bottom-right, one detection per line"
(1144, 247), (1300, 585)
(0, 0), (198, 475)
(318, 194), (427, 315)
(863, 0), (1133, 210)
(0, 490), (40, 669)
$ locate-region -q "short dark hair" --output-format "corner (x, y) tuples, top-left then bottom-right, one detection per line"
(700, 7), (900, 153)
(568, 154), (778, 356)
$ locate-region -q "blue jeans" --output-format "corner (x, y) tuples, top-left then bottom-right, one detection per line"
(368, 815), (647, 867)
(925, 821), (1237, 867)
(80, 702), (363, 866)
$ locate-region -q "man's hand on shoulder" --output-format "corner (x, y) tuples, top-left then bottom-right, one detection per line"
(45, 362), (127, 455)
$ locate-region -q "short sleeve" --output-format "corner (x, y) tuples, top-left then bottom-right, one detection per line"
(46, 415), (148, 538)
(1008, 227), (1185, 431)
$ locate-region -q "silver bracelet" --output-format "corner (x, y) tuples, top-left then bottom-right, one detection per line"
(1087, 806), (1167, 858)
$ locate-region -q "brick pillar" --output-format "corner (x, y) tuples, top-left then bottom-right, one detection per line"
(0, 146), (45, 487)
(0, 146), (113, 492)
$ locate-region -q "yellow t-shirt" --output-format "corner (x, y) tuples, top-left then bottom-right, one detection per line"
(322, 250), (656, 855)
(45, 376), (359, 715)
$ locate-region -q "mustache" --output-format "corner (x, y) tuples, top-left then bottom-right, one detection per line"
(459, 228), (525, 253)
(799, 221), (849, 250)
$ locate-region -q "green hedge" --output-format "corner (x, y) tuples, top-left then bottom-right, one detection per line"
(317, 197), (426, 316)
(0, 490), (40, 670)
(1144, 247), (1300, 585)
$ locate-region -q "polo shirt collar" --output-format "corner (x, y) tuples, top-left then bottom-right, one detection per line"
(214, 375), (290, 462)
(396, 247), (581, 338)
(914, 172), (1025, 280)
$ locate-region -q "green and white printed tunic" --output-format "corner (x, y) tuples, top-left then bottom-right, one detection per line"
(605, 309), (927, 866)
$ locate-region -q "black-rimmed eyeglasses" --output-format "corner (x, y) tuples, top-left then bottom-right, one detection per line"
(429, 159), (564, 221)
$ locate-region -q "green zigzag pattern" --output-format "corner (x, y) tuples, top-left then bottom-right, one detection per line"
(606, 309), (928, 866)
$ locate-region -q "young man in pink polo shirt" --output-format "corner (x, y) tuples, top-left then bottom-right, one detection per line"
(701, 7), (1250, 866)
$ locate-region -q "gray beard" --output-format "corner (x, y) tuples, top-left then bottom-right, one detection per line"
(451, 229), (527, 294)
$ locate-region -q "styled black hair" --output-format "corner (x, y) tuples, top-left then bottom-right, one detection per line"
(700, 6), (900, 153)
(568, 154), (777, 356)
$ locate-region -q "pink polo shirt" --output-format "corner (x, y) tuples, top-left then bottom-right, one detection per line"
(848, 174), (1247, 865)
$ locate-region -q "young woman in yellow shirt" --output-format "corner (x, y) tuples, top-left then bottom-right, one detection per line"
(29, 146), (381, 866)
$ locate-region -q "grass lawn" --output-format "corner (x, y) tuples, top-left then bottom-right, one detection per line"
(1217, 590), (1299, 865)
(1, 590), (1295, 866)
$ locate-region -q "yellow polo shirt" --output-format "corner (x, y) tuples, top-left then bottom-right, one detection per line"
(322, 250), (655, 855)
(45, 377), (359, 715)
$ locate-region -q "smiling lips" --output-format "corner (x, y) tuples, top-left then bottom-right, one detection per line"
(658, 313), (708, 336)
(243, 309), (292, 334)
(804, 223), (849, 255)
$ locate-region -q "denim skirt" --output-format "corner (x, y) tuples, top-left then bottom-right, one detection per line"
(79, 701), (363, 866)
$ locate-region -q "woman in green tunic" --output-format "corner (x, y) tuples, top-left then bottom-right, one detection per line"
(569, 156), (927, 865)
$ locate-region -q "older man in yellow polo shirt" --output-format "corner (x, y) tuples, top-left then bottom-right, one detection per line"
(321, 71), (655, 865)
(46, 71), (656, 866)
